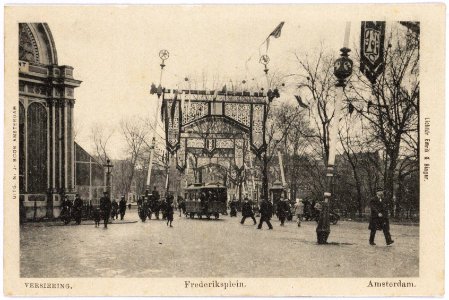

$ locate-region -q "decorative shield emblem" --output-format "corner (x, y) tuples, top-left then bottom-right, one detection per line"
(360, 21), (386, 84)
(364, 28), (381, 64)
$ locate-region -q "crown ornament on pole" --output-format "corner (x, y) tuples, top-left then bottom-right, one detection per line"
(159, 49), (170, 69)
(259, 55), (270, 75)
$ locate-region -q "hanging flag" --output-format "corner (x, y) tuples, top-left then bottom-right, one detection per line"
(150, 83), (157, 94)
(170, 93), (178, 120)
(186, 97), (191, 117)
(348, 102), (355, 114)
(360, 21), (386, 84)
(266, 21), (285, 51)
(295, 95), (309, 109)
(160, 98), (166, 121)
(367, 100), (373, 114)
(157, 84), (163, 98)
(180, 90), (185, 114)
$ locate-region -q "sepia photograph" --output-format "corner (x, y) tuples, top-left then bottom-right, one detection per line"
(3, 3), (445, 297)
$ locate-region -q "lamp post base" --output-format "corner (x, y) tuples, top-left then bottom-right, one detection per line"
(316, 201), (330, 244)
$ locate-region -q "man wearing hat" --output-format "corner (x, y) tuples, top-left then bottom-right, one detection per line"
(276, 196), (289, 226)
(100, 191), (112, 228)
(73, 194), (84, 225)
(257, 198), (273, 230)
(119, 195), (127, 220)
(369, 189), (394, 246)
(241, 197), (256, 225)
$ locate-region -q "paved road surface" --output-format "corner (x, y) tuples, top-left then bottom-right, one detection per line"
(20, 210), (418, 278)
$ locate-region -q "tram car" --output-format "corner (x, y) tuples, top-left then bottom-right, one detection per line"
(184, 183), (227, 219)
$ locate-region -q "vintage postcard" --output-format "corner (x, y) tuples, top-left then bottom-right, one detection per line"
(3, 3), (445, 297)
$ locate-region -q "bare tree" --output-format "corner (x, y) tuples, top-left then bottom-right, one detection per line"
(348, 24), (419, 212)
(119, 117), (150, 195)
(90, 123), (114, 164)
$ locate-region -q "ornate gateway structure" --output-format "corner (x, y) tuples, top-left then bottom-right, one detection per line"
(19, 23), (81, 219)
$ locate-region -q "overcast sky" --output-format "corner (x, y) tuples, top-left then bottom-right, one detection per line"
(45, 5), (364, 159)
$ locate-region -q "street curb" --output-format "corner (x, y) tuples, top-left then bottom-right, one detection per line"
(21, 220), (138, 227)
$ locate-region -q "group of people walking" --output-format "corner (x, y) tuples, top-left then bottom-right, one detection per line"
(234, 196), (304, 230)
(137, 188), (175, 227)
(60, 191), (128, 228)
(58, 187), (394, 246)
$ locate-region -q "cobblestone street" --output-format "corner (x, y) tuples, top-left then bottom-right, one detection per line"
(20, 209), (419, 278)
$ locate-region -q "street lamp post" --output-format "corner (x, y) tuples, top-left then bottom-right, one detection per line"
(316, 26), (353, 244)
(146, 49), (169, 191)
(104, 158), (113, 197)
(259, 54), (271, 201)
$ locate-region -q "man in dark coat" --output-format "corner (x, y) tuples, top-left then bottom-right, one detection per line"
(241, 198), (256, 225)
(257, 199), (273, 230)
(166, 197), (175, 227)
(152, 187), (161, 219)
(100, 191), (112, 228)
(369, 190), (394, 246)
(119, 195), (127, 220)
(230, 199), (237, 217)
(73, 194), (83, 225)
(111, 198), (119, 220)
(277, 197), (289, 226)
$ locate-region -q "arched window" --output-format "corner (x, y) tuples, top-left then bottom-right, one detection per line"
(27, 102), (48, 193)
(19, 102), (25, 192)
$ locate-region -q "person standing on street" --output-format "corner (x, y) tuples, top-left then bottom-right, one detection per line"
(369, 189), (394, 246)
(257, 198), (273, 230)
(73, 194), (84, 225)
(294, 199), (304, 227)
(111, 198), (119, 220)
(100, 191), (112, 228)
(277, 197), (289, 226)
(166, 197), (175, 227)
(241, 197), (256, 225)
(119, 195), (127, 220)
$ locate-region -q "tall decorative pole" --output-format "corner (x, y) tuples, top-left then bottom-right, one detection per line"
(146, 49), (169, 192)
(316, 22), (353, 244)
(104, 158), (113, 197)
(259, 54), (270, 201)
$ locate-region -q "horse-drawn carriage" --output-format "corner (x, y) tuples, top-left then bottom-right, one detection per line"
(184, 183), (227, 219)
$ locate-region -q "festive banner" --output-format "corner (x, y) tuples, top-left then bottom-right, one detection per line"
(165, 97), (181, 154)
(250, 103), (267, 157)
(360, 21), (386, 84)
(176, 138), (186, 172)
(234, 139), (244, 170)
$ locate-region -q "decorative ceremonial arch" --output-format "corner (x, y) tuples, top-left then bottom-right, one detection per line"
(162, 89), (267, 176)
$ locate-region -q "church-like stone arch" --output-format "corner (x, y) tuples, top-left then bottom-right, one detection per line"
(19, 23), (81, 219)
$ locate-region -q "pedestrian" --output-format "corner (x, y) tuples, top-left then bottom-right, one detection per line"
(92, 207), (101, 227)
(128, 203), (131, 210)
(230, 199), (237, 217)
(277, 196), (289, 226)
(294, 198), (304, 227)
(257, 198), (273, 230)
(166, 197), (174, 227)
(369, 189), (394, 246)
(119, 195), (127, 220)
(241, 197), (256, 225)
(111, 198), (119, 220)
(73, 194), (83, 225)
(60, 195), (72, 225)
(100, 191), (112, 228)
(178, 196), (186, 217)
